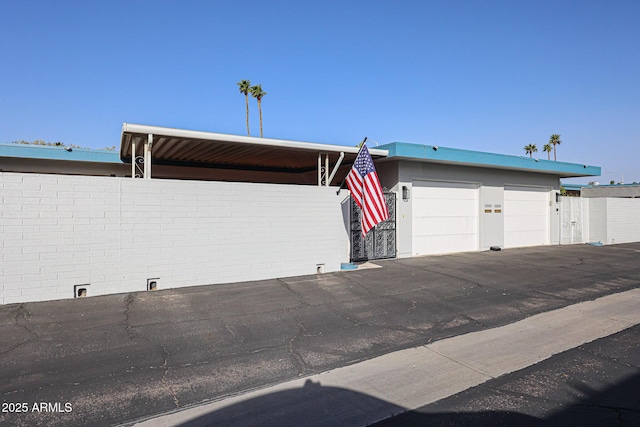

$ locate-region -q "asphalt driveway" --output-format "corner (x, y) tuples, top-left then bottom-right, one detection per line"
(1, 242), (639, 427)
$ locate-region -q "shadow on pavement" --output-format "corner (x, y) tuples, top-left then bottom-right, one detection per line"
(373, 371), (640, 427)
(176, 372), (640, 427)
(176, 379), (404, 427)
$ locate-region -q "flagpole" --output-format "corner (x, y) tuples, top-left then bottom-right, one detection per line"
(336, 137), (367, 195)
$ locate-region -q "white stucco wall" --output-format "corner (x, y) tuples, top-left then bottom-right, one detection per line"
(376, 160), (561, 257)
(1, 173), (350, 304)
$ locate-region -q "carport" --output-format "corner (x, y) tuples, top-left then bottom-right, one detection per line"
(119, 123), (388, 185)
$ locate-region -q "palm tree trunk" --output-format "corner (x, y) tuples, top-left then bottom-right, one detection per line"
(245, 95), (250, 136)
(258, 99), (263, 137)
(553, 145), (557, 161)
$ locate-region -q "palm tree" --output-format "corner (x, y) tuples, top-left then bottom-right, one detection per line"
(543, 143), (552, 160)
(250, 84), (267, 137)
(524, 144), (538, 158)
(549, 134), (561, 161)
(237, 80), (252, 136)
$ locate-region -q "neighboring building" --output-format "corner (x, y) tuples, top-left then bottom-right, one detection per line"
(0, 124), (604, 304)
(560, 182), (640, 198)
(556, 182), (640, 247)
(581, 183), (640, 198)
(0, 143), (125, 176)
(560, 183), (585, 197)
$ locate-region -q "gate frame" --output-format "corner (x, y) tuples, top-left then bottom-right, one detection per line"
(350, 191), (397, 262)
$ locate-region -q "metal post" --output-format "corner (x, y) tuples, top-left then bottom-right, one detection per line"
(317, 153), (322, 186)
(324, 154), (329, 187)
(336, 137), (367, 195)
(131, 139), (136, 178)
(327, 152), (345, 186)
(143, 139), (148, 179)
(144, 133), (153, 179)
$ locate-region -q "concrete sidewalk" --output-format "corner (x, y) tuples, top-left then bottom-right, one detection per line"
(131, 288), (640, 426)
(1, 243), (639, 427)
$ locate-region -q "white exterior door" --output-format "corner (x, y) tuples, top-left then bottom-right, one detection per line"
(559, 196), (584, 244)
(412, 180), (479, 255)
(504, 185), (550, 248)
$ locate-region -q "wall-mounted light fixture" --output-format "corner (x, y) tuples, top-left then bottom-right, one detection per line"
(402, 185), (410, 201)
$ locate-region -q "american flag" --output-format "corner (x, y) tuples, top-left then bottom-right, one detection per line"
(346, 144), (389, 236)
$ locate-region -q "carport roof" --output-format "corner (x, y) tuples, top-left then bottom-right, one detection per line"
(378, 142), (601, 178)
(120, 123), (388, 173)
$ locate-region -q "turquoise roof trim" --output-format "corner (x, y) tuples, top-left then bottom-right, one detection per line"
(378, 142), (600, 178)
(560, 183), (588, 191)
(0, 143), (122, 164)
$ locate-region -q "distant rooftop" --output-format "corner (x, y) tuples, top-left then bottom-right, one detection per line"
(1, 130), (603, 180)
(0, 143), (121, 163)
(561, 181), (640, 198)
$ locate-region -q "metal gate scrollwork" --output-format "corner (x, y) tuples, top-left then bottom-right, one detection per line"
(350, 191), (396, 262)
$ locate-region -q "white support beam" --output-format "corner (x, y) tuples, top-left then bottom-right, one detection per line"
(318, 153), (322, 186)
(144, 133), (153, 179)
(327, 152), (345, 186)
(325, 154), (329, 187)
(131, 139), (136, 178)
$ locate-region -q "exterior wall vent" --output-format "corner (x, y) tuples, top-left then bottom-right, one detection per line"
(147, 278), (160, 291)
(74, 284), (90, 298)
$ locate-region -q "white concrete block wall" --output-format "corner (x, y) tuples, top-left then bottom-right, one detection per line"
(582, 198), (590, 244)
(587, 198), (608, 244)
(1, 173), (348, 304)
(603, 198), (640, 245)
(586, 198), (640, 245)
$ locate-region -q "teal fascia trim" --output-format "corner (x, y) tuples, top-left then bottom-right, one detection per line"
(378, 142), (601, 178)
(560, 183), (588, 191)
(0, 144), (122, 164)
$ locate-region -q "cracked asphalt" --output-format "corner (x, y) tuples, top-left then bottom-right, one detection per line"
(1, 243), (639, 427)
(374, 324), (640, 426)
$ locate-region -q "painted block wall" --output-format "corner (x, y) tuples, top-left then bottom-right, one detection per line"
(605, 198), (640, 244)
(582, 198), (590, 244)
(586, 198), (640, 245)
(1, 173), (348, 304)
(587, 198), (608, 244)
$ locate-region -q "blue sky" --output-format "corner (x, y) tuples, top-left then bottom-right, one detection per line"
(1, 0), (638, 183)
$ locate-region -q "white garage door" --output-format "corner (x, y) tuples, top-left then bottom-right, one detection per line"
(504, 185), (550, 248)
(412, 181), (479, 256)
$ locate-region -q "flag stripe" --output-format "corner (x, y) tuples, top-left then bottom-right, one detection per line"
(345, 145), (389, 237)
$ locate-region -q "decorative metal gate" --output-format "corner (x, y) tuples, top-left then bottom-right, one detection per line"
(350, 192), (396, 261)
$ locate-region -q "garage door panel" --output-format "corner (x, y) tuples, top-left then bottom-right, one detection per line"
(504, 186), (550, 248)
(414, 199), (478, 217)
(508, 200), (547, 213)
(507, 231), (547, 247)
(414, 216), (477, 236)
(414, 235), (477, 256)
(412, 180), (479, 255)
(505, 215), (547, 230)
